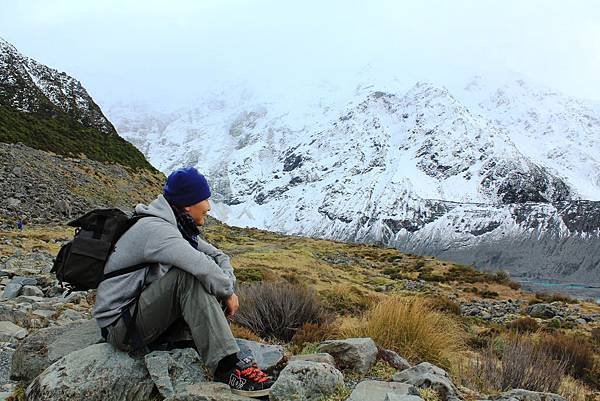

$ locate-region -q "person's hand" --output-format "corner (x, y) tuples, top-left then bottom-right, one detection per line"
(223, 293), (239, 318)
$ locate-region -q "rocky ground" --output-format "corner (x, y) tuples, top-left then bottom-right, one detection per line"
(0, 142), (164, 228)
(0, 225), (597, 401)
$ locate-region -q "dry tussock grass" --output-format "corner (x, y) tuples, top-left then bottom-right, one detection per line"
(340, 296), (464, 369)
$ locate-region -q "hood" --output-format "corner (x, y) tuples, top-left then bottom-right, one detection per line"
(135, 194), (176, 225)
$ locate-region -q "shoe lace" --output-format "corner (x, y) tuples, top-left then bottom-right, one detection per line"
(238, 365), (270, 383)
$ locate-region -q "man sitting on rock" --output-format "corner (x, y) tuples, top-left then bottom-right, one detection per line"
(92, 167), (273, 397)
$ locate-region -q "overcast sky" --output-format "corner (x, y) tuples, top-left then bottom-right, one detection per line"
(1, 0), (599, 109)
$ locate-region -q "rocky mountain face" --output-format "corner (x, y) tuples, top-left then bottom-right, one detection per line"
(107, 78), (600, 285)
(0, 142), (164, 228)
(0, 38), (153, 170)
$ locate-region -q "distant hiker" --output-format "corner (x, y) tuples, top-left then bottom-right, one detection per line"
(16, 219), (23, 230)
(92, 167), (272, 397)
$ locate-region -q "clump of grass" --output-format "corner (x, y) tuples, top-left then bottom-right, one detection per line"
(535, 332), (596, 383)
(369, 360), (396, 381)
(558, 376), (597, 401)
(234, 281), (329, 342)
(424, 295), (461, 315)
(419, 388), (442, 401)
(340, 296), (463, 370)
(319, 285), (375, 315)
(230, 323), (262, 341)
(505, 316), (540, 333)
(234, 268), (264, 283)
(291, 321), (339, 346)
(317, 386), (352, 401)
(470, 335), (568, 393)
(530, 292), (577, 304)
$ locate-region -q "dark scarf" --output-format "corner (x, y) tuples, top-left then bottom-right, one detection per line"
(164, 195), (200, 249)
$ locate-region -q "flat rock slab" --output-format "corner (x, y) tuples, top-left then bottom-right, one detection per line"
(270, 360), (344, 401)
(317, 337), (378, 375)
(385, 395), (424, 401)
(164, 383), (256, 401)
(235, 338), (284, 370)
(0, 321), (27, 341)
(145, 348), (206, 398)
(11, 319), (102, 383)
(289, 353), (336, 366)
(491, 389), (567, 401)
(347, 380), (419, 401)
(25, 343), (156, 401)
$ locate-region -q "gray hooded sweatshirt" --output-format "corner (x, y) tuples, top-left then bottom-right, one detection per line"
(92, 195), (235, 328)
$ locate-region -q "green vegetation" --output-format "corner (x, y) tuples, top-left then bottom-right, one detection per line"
(0, 105), (154, 170)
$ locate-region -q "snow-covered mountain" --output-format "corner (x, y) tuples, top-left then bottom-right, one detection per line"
(106, 76), (600, 285)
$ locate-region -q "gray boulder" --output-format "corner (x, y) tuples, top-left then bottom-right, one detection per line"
(317, 337), (378, 375)
(346, 380), (419, 401)
(164, 383), (256, 401)
(22, 285), (44, 297)
(385, 396), (425, 401)
(1, 283), (23, 300)
(11, 319), (102, 383)
(145, 348), (207, 398)
(270, 360), (344, 401)
(393, 362), (460, 401)
(289, 353), (336, 366)
(526, 304), (556, 319)
(491, 389), (567, 401)
(378, 348), (412, 370)
(25, 343), (156, 401)
(0, 321), (27, 341)
(235, 338), (284, 371)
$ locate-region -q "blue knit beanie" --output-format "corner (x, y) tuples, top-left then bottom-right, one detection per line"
(163, 167), (211, 207)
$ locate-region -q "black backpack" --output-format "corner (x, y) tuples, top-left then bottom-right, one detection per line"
(51, 208), (148, 292)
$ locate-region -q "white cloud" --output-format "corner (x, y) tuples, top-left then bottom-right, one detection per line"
(1, 0), (599, 106)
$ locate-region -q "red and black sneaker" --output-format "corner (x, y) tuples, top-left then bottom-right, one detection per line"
(214, 356), (273, 397)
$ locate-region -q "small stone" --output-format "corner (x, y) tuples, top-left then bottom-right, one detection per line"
(22, 286), (44, 297)
(289, 353), (336, 366)
(491, 389), (566, 401)
(0, 321), (28, 341)
(378, 348), (412, 370)
(1, 283), (22, 300)
(31, 310), (54, 319)
(347, 380), (418, 401)
(11, 277), (38, 286)
(235, 338), (285, 370)
(164, 383), (255, 401)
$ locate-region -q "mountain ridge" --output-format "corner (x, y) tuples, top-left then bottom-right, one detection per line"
(0, 38), (154, 170)
(107, 75), (600, 285)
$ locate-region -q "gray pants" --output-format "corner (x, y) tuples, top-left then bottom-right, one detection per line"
(106, 267), (240, 372)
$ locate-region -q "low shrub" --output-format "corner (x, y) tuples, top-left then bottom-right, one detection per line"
(291, 322), (338, 346)
(472, 335), (568, 393)
(533, 292), (577, 304)
(234, 268), (264, 283)
(535, 332), (595, 382)
(505, 317), (540, 333)
(340, 296), (463, 369)
(234, 281), (329, 342)
(424, 295), (461, 315)
(319, 285), (374, 315)
(480, 290), (499, 299)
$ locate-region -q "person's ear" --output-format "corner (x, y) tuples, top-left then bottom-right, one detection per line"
(184, 206), (191, 213)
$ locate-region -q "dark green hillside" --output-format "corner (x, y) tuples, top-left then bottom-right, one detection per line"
(0, 105), (155, 171)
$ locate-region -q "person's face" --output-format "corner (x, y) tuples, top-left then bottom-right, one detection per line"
(184, 199), (211, 226)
